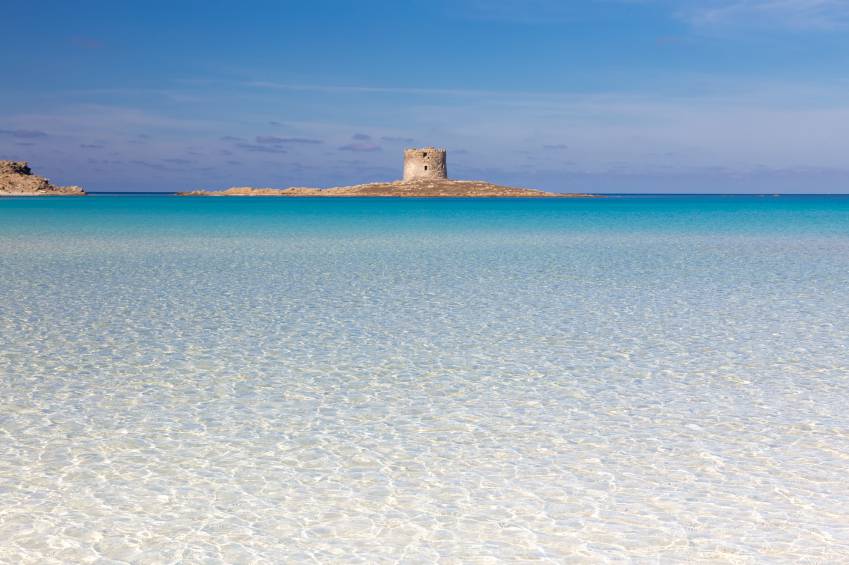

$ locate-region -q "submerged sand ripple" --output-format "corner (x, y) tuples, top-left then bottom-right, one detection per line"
(1, 204), (848, 562)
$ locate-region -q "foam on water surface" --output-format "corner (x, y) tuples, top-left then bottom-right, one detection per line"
(1, 195), (849, 563)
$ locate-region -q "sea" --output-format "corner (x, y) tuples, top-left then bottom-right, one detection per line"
(1, 194), (848, 563)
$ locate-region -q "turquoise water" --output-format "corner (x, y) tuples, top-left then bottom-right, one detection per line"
(2, 195), (849, 563)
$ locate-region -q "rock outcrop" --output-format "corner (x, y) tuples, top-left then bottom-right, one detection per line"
(0, 161), (85, 196)
(178, 179), (597, 198)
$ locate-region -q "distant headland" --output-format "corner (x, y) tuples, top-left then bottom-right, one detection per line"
(0, 161), (85, 196)
(179, 147), (598, 198)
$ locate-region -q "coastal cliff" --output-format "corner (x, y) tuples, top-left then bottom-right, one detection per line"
(178, 179), (596, 198)
(0, 161), (85, 196)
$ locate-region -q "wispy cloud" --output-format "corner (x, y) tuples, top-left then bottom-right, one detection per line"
(255, 135), (322, 144)
(339, 142), (382, 152)
(255, 135), (287, 144)
(244, 80), (518, 98)
(235, 143), (287, 154)
(282, 137), (323, 144)
(680, 0), (849, 30)
(338, 133), (381, 152)
(5, 72), (849, 192)
(8, 105), (222, 136)
(129, 160), (160, 169)
(456, 0), (849, 30)
(0, 128), (48, 138)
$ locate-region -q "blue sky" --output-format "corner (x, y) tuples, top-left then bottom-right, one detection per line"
(2, 0), (849, 192)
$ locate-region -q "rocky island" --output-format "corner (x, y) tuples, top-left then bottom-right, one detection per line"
(179, 147), (597, 198)
(0, 161), (85, 196)
(178, 179), (593, 198)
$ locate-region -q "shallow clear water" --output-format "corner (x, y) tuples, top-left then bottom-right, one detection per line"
(1, 195), (849, 563)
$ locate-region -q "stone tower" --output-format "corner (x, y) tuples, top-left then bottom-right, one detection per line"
(403, 147), (447, 181)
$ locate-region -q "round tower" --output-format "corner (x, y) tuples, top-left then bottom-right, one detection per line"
(403, 147), (447, 181)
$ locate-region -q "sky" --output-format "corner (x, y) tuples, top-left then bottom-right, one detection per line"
(2, 0), (849, 193)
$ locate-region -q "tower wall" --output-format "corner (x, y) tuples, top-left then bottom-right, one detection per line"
(403, 147), (447, 181)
